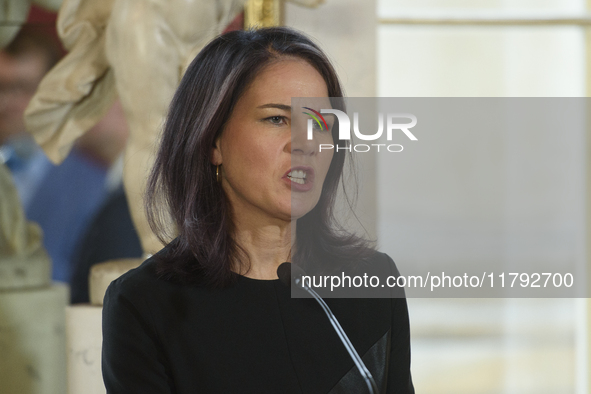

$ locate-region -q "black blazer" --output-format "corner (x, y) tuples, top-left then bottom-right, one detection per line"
(102, 249), (414, 393)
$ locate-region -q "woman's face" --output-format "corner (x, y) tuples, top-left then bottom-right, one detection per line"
(211, 58), (334, 225)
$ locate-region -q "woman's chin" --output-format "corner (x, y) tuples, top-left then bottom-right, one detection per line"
(290, 200), (318, 220)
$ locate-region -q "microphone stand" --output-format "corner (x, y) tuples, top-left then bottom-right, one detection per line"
(277, 263), (379, 394)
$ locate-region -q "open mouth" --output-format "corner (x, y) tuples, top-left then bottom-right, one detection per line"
(287, 169), (307, 185)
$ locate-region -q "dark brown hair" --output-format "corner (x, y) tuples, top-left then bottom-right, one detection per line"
(146, 27), (373, 287)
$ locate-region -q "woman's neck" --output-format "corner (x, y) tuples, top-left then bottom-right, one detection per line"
(232, 217), (294, 280)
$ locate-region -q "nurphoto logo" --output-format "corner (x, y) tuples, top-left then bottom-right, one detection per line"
(304, 109), (418, 153)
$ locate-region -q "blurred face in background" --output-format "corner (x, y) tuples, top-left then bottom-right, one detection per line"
(0, 27), (128, 167)
(0, 48), (47, 144)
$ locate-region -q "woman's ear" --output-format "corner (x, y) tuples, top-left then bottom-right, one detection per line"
(211, 138), (222, 165)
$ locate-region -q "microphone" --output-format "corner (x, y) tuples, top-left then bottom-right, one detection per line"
(276, 262), (378, 394)
(277, 262), (306, 288)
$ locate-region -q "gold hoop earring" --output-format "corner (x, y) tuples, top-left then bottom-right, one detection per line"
(216, 165), (222, 183)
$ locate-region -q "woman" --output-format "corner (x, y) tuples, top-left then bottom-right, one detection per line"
(102, 27), (414, 393)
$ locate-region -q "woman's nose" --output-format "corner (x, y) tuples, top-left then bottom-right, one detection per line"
(290, 121), (317, 156)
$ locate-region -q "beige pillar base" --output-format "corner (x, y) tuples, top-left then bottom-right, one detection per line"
(89, 258), (142, 306)
(66, 305), (105, 394)
(0, 255), (50, 291)
(0, 283), (68, 394)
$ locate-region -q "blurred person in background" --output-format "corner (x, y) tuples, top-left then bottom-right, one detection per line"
(0, 20), (130, 284)
(69, 101), (143, 304)
(0, 24), (61, 205)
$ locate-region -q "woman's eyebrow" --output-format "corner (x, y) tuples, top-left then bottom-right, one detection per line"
(257, 103), (291, 111)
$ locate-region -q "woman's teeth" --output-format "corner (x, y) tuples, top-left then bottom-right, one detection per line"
(288, 170), (307, 184)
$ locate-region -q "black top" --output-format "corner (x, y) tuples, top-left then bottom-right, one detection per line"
(102, 250), (414, 393)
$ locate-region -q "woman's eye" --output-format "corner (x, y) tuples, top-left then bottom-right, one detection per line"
(313, 121), (331, 132)
(266, 116), (286, 125)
